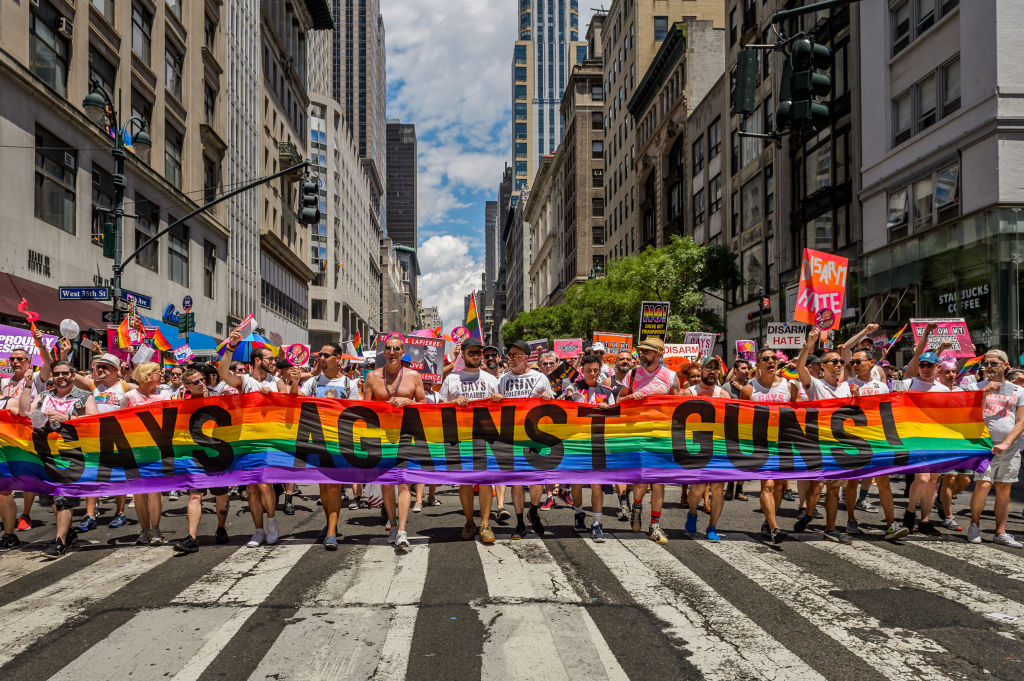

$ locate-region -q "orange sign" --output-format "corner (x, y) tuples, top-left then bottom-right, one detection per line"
(592, 331), (633, 365)
(793, 249), (848, 331)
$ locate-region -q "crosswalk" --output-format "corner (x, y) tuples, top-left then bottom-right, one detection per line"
(1, 531), (1023, 680)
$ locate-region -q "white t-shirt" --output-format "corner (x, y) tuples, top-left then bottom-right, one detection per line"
(686, 382), (729, 398)
(806, 376), (852, 401)
(847, 376), (889, 396)
(300, 373), (360, 399)
(92, 379), (129, 412)
(241, 374), (280, 394)
(439, 370), (499, 401)
(896, 378), (951, 393)
(977, 381), (1024, 452)
(497, 369), (551, 399)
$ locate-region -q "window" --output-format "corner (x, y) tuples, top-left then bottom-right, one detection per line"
(92, 0), (115, 23)
(515, 160), (527, 174)
(729, 8), (737, 45)
(806, 212), (833, 252)
(168, 223), (189, 286)
(165, 126), (184, 189)
(833, 43), (848, 97)
(805, 140), (831, 195)
(886, 188), (909, 230)
(592, 168), (604, 187)
(916, 0), (935, 34)
(692, 189), (705, 225)
(515, 142), (527, 156)
(708, 118), (721, 158)
(89, 48), (117, 98)
(591, 84), (603, 101)
(167, 0), (182, 20)
(913, 176), (933, 231)
(204, 12), (216, 49)
(730, 128), (739, 171)
(132, 4), (153, 64)
(731, 190), (739, 237)
(741, 106), (762, 167)
(742, 247), (762, 300)
(165, 41), (184, 100)
(515, 84), (527, 99)
(668, 183), (681, 220)
(942, 57), (960, 115)
(514, 44), (527, 63)
(654, 16), (668, 41)
(892, 0), (956, 55)
(135, 194), (160, 272)
(577, 46), (587, 62)
(916, 73), (936, 131)
(692, 136), (704, 174)
(935, 163), (960, 220)
(892, 1), (911, 54)
(203, 241), (216, 299)
(515, 102), (527, 118)
(34, 126), (76, 234)
(764, 164), (774, 215)
(311, 299), (326, 320)
(709, 175), (722, 214)
(203, 156), (220, 204)
(593, 225), (604, 245)
(591, 111), (603, 130)
(741, 175), (762, 230)
(592, 140), (603, 159)
(834, 132), (849, 185)
(204, 82), (217, 125)
(893, 92), (911, 146)
(30, 1), (70, 96)
(515, 66), (527, 82)
(592, 197), (604, 217)
(90, 166), (113, 246)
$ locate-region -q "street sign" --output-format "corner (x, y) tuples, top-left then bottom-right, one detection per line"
(182, 295), (193, 312)
(59, 286), (110, 301)
(113, 298), (131, 312)
(123, 290), (151, 309)
(177, 312), (195, 332)
(102, 311), (117, 323)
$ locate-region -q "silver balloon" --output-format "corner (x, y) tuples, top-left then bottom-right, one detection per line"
(59, 318), (80, 340)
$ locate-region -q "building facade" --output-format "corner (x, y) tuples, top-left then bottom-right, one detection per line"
(526, 154), (562, 310)
(501, 188), (532, 322)
(385, 120), (416, 248)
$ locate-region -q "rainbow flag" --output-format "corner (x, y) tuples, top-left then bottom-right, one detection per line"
(465, 292), (483, 341)
(162, 356), (177, 368)
(957, 355), (984, 379)
(885, 324), (909, 350)
(151, 329), (172, 352)
(353, 331), (361, 355)
(779, 366), (799, 380)
(432, 325), (443, 338)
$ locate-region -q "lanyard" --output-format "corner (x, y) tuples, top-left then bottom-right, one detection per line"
(384, 367), (404, 396)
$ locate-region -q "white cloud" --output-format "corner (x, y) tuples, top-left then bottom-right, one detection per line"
(417, 234), (484, 331)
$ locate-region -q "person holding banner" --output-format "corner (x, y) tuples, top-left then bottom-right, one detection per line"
(683, 357), (729, 542)
(363, 335), (427, 550)
(123, 362), (172, 545)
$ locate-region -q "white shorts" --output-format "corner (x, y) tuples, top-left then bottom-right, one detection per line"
(978, 451), (1021, 484)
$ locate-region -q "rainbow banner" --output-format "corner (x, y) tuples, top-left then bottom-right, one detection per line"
(0, 393), (991, 496)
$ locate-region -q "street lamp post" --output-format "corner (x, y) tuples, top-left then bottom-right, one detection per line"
(83, 79), (152, 323)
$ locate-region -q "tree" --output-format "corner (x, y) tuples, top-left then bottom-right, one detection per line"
(502, 236), (739, 345)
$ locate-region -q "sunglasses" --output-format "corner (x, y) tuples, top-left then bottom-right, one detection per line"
(540, 360), (557, 366)
(822, 359), (842, 365)
(171, 372), (183, 377)
(918, 362), (935, 369)
(190, 379), (205, 387)
(93, 364), (111, 371)
(850, 359), (868, 365)
(318, 352), (338, 358)
(983, 361), (1002, 367)
(9, 356), (28, 362)
(52, 370), (71, 376)
(465, 349), (483, 356)
(484, 353), (498, 359)
(384, 346), (403, 353)
(758, 356), (776, 362)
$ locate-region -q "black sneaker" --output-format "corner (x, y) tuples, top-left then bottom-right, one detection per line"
(823, 529), (852, 544)
(782, 489), (797, 502)
(794, 509), (812, 533)
(902, 509), (916, 532)
(760, 521), (772, 541)
(0, 533), (20, 551)
(528, 506), (545, 537)
(215, 527), (230, 544)
(771, 528), (788, 544)
(66, 528), (78, 546)
(496, 508), (513, 525)
(173, 536), (200, 554)
(41, 538), (67, 559)
(284, 495), (295, 516)
(573, 512), (587, 532)
(512, 521), (526, 540)
(918, 520), (941, 536)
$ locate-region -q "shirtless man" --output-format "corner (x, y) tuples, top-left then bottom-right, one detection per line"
(362, 335), (426, 549)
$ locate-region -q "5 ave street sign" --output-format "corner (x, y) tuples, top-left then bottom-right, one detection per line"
(123, 290), (152, 309)
(59, 286), (110, 301)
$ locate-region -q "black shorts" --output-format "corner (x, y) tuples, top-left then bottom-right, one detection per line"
(39, 495), (81, 510)
(186, 487), (230, 497)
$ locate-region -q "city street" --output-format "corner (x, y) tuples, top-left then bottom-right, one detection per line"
(2, 484), (1023, 680)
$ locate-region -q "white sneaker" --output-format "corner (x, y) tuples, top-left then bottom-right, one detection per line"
(247, 529), (266, 548)
(266, 518), (280, 545)
(150, 528), (164, 545)
(395, 530), (410, 548)
(127, 495), (135, 508)
(994, 533), (1023, 548)
(387, 527), (398, 544)
(967, 523), (982, 544)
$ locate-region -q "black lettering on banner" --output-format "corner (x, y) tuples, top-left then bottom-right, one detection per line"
(579, 404), (620, 470)
(829, 405), (873, 469)
(294, 402), (330, 468)
(135, 406), (180, 476)
(878, 400), (907, 466)
(776, 407), (822, 471)
(670, 400), (715, 469)
(471, 406), (516, 471)
(97, 414), (138, 482)
(439, 406), (465, 470)
(724, 403), (771, 471)
(523, 404), (566, 471)
(337, 405), (382, 469)
(31, 423), (85, 484)
(188, 405), (235, 472)
(396, 407), (435, 471)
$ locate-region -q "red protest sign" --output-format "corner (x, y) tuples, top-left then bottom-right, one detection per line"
(794, 249), (848, 331)
(553, 338), (583, 359)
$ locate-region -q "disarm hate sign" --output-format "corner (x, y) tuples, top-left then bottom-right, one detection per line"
(794, 249), (847, 331)
(766, 322), (810, 350)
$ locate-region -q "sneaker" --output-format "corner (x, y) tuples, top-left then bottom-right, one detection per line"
(324, 535), (339, 551)
(266, 518), (280, 545)
(782, 489), (797, 502)
(215, 527), (229, 545)
(823, 529), (852, 544)
(846, 519), (861, 535)
(412, 502), (423, 513)
(884, 522), (911, 541)
(428, 498), (442, 506)
(348, 500), (360, 510)
(246, 530), (266, 548)
(108, 513), (128, 528)
(941, 516), (963, 531)
(574, 512), (587, 532)
(460, 521), (478, 541)
(168, 490), (180, 501)
(540, 497), (556, 510)
(135, 529), (152, 545)
(630, 504), (643, 533)
(771, 528), (788, 545)
(41, 538), (67, 559)
(592, 522), (606, 543)
(902, 509), (916, 532)
(395, 530), (410, 549)
(706, 526), (722, 543)
(512, 521), (526, 540)
(761, 521), (772, 541)
(562, 491), (575, 507)
(479, 525), (495, 544)
(794, 509), (812, 533)
(685, 512), (698, 534)
(648, 524), (669, 544)
(150, 528), (165, 545)
(497, 508), (513, 524)
(0, 533), (21, 550)
(855, 499), (878, 513)
(993, 533), (1023, 548)
(918, 521), (941, 536)
(387, 527), (399, 545)
(384, 518), (393, 532)
(284, 497), (295, 515)
(16, 515), (31, 531)
(967, 523), (982, 544)
(76, 515), (97, 532)
(173, 536), (200, 554)
(528, 506), (545, 537)
(127, 495), (135, 508)
(358, 500), (369, 509)
(617, 501), (630, 521)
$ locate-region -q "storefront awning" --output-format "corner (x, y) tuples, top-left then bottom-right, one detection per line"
(0, 274), (111, 330)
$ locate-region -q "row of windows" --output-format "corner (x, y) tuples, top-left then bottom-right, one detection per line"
(893, 56), (960, 146)
(892, 0), (959, 56)
(886, 162), (961, 240)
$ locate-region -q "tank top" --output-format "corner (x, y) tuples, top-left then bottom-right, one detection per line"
(750, 376), (793, 403)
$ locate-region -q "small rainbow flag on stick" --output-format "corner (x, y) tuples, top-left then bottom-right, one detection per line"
(957, 355), (984, 379)
(779, 366), (799, 380)
(885, 324), (908, 350)
(353, 331), (361, 355)
(151, 329), (172, 352)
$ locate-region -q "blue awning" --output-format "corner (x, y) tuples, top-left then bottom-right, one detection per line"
(141, 316), (220, 350)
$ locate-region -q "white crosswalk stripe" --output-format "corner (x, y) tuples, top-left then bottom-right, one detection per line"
(911, 538), (1024, 583)
(0, 547), (65, 590)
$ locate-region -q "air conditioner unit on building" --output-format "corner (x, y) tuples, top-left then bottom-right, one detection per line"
(57, 17), (73, 39)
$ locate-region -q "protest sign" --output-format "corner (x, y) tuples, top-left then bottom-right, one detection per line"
(663, 344), (701, 372)
(909, 318), (975, 358)
(106, 325), (159, 362)
(766, 322), (810, 350)
(172, 345), (195, 364)
(736, 340), (757, 362)
(683, 332), (716, 360)
(0, 392), (991, 494)
(284, 344), (309, 367)
(794, 249), (848, 331)
(0, 323), (58, 369)
(376, 334), (444, 382)
(545, 360), (578, 394)
(526, 339), (548, 363)
(553, 338), (583, 359)
(638, 301), (670, 342)
(593, 332), (633, 364)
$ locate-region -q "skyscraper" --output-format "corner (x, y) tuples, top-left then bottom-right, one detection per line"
(386, 121), (417, 248)
(513, 0), (588, 190)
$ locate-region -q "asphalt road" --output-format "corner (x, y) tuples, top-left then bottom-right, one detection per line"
(1, 482), (1023, 680)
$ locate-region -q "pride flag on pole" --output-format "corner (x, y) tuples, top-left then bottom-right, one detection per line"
(885, 323), (909, 350)
(151, 329), (172, 352)
(353, 331), (361, 355)
(466, 292), (483, 341)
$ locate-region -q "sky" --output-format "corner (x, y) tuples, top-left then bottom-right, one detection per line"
(381, 1), (599, 331)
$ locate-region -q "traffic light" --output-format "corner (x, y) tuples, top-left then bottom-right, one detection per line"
(788, 36), (832, 129)
(298, 177), (321, 225)
(102, 221), (116, 258)
(730, 49), (758, 116)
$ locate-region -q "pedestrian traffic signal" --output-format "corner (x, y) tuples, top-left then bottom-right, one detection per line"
(788, 37), (832, 129)
(102, 221), (116, 258)
(730, 49), (758, 116)
(298, 177), (320, 225)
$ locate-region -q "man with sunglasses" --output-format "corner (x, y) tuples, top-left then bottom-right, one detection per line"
(480, 345), (510, 520)
(682, 357), (729, 542)
(741, 346), (799, 544)
(364, 335), (427, 550)
(619, 338), (680, 544)
(1, 346), (48, 534)
(966, 350), (1024, 547)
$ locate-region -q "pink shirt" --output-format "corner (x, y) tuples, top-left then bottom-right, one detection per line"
(124, 389), (171, 408)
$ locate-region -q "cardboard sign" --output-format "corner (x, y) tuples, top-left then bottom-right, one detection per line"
(592, 332), (633, 365)
(663, 344), (701, 372)
(794, 249), (848, 331)
(284, 343), (309, 367)
(554, 338), (583, 359)
(909, 318), (975, 358)
(545, 360), (578, 395)
(526, 339), (548, 363)
(106, 325), (159, 362)
(765, 322), (810, 350)
(638, 301), (670, 342)
(736, 340), (757, 362)
(132, 345), (155, 365)
(683, 332), (716, 360)
(173, 344), (195, 364)
(376, 334), (445, 382)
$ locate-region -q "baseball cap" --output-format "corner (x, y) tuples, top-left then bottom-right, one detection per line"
(94, 353), (120, 368)
(806, 354), (821, 365)
(700, 356), (720, 369)
(636, 338), (665, 353)
(482, 344), (500, 354)
(919, 352), (942, 365)
(461, 337), (484, 352)
(401, 353), (412, 365)
(507, 340), (531, 355)
(592, 342), (607, 352)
